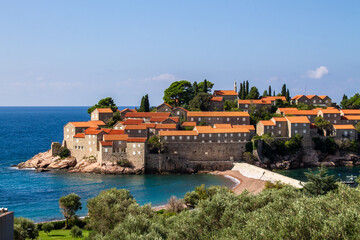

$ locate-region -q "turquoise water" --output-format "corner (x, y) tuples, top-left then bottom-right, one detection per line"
(276, 166), (360, 182)
(0, 107), (234, 222)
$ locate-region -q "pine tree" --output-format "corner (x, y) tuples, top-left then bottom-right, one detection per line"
(263, 90), (268, 97)
(286, 89), (290, 102)
(144, 94), (150, 112)
(281, 84), (287, 96)
(269, 85), (272, 96)
(342, 94), (348, 101)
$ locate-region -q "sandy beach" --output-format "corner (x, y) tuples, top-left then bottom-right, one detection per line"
(215, 170), (266, 194)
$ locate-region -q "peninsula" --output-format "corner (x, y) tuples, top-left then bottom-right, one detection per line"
(18, 80), (360, 174)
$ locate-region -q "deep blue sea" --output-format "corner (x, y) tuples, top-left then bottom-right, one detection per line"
(0, 107), (235, 222)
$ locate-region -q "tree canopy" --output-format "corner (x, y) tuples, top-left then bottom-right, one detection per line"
(138, 94), (150, 112)
(197, 79), (214, 93)
(163, 81), (193, 107)
(340, 93), (360, 109)
(87, 97), (117, 114)
(248, 86), (260, 99)
(188, 92), (212, 111)
(59, 193), (82, 229)
(303, 165), (338, 196)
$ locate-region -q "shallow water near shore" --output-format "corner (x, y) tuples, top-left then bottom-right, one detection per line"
(0, 107), (234, 222)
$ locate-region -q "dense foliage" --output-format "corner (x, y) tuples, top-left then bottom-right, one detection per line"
(340, 93), (360, 109)
(303, 165), (338, 196)
(261, 134), (303, 158)
(147, 135), (166, 154)
(85, 182), (360, 240)
(59, 193), (82, 229)
(188, 92), (212, 111)
(87, 97), (117, 114)
(312, 137), (337, 154)
(138, 94), (150, 112)
(14, 217), (39, 240)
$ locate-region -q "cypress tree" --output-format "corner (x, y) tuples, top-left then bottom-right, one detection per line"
(342, 94), (348, 101)
(238, 83), (243, 99)
(269, 85), (272, 96)
(241, 82), (246, 99)
(139, 96), (145, 112)
(286, 89), (290, 102)
(281, 84), (287, 96)
(144, 94), (150, 112)
(273, 90), (275, 96)
(245, 80), (249, 97)
(263, 90), (268, 97)
(203, 79), (208, 93)
(193, 81), (198, 96)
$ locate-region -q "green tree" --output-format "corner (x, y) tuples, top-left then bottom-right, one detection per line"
(144, 94), (150, 112)
(192, 81), (199, 96)
(268, 85), (272, 96)
(340, 93), (360, 109)
(59, 193), (82, 229)
(262, 90), (268, 97)
(14, 217), (39, 240)
(223, 100), (238, 111)
(248, 86), (260, 99)
(286, 89), (290, 102)
(42, 222), (54, 236)
(87, 97), (117, 114)
(281, 84), (287, 96)
(303, 165), (338, 196)
(106, 111), (121, 127)
(273, 90), (275, 96)
(70, 226), (83, 239)
(188, 92), (212, 111)
(198, 79), (214, 93)
(355, 122), (360, 133)
(238, 83), (243, 99)
(163, 80), (193, 107)
(147, 135), (165, 153)
(139, 94), (150, 112)
(245, 80), (249, 97)
(314, 116), (331, 134)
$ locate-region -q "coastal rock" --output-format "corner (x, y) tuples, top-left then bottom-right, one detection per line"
(47, 157), (77, 169)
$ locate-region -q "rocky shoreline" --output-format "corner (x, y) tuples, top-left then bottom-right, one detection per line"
(16, 150), (141, 174)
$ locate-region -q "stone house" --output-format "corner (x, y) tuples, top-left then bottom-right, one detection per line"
(187, 111), (250, 126)
(238, 99), (270, 112)
(155, 124), (177, 134)
(156, 103), (173, 112)
(126, 138), (147, 170)
(331, 125), (357, 142)
(91, 108), (114, 123)
(209, 96), (224, 111)
(63, 121), (105, 148)
(170, 107), (188, 119)
(291, 95), (332, 106)
(213, 90), (238, 101)
(125, 112), (171, 122)
(317, 109), (341, 125)
(124, 125), (148, 138)
(114, 119), (144, 130)
(256, 117), (288, 137)
(341, 115), (360, 126)
(118, 108), (137, 120)
(285, 116), (311, 139)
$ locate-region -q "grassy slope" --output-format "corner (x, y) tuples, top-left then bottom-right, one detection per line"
(38, 230), (90, 240)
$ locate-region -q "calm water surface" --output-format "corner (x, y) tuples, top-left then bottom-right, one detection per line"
(0, 107), (234, 222)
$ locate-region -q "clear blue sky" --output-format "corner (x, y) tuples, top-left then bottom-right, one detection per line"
(1, 0), (359, 106)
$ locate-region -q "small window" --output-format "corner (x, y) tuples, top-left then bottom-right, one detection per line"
(245, 104), (248, 108)
(295, 130), (298, 134)
(177, 111), (180, 115)
(93, 135), (95, 138)
(271, 126), (274, 129)
(105, 148), (108, 153)
(133, 144), (136, 148)
(194, 136), (197, 140)
(209, 134), (212, 137)
(202, 134), (205, 137)
(138, 144), (141, 147)
(118, 141), (121, 144)
(237, 118), (239, 120)
(303, 130), (306, 133)
(230, 133), (233, 137)
(133, 151), (136, 156)
(218, 140), (220, 143)
(89, 141), (91, 144)
(303, 123), (306, 126)
(187, 136), (190, 140)
(138, 151), (141, 155)
(225, 133), (227, 137)
(179, 136), (182, 140)
(138, 130), (142, 133)
(295, 123), (298, 127)
(278, 131), (281, 134)
(334, 120), (337, 123)
(227, 118), (230, 122)
(244, 133), (247, 137)
(218, 133), (221, 137)
(209, 140), (212, 143)
(242, 117), (246, 121)
(75, 146), (77, 149)
(191, 118), (194, 121)
(198, 118), (201, 121)
(72, 129), (74, 132)
(67, 129), (69, 132)
(267, 126), (269, 129)
(202, 140), (205, 143)
(334, 114), (336, 117)
(238, 133), (241, 137)
(67, 135), (69, 139)
(172, 136), (175, 140)
(217, 118), (219, 120)
(93, 141), (95, 145)
(164, 136), (168, 140)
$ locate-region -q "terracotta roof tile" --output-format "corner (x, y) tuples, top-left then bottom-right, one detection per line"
(306, 95), (316, 99)
(291, 95), (305, 100)
(258, 120), (276, 126)
(341, 109), (360, 115)
(342, 115), (360, 120)
(155, 124), (177, 129)
(182, 121), (197, 127)
(213, 124), (232, 129)
(232, 125), (255, 130)
(159, 131), (198, 136)
(73, 133), (85, 138)
(150, 117), (168, 122)
(261, 96), (286, 101)
(333, 125), (356, 130)
(285, 116), (310, 124)
(140, 123), (156, 128)
(318, 109), (340, 114)
(210, 96), (223, 102)
(171, 107), (188, 112)
(187, 111), (249, 117)
(194, 126), (249, 133)
(101, 141), (113, 146)
(68, 121), (105, 128)
(119, 108), (137, 113)
(125, 112), (171, 118)
(95, 108), (114, 113)
(214, 90), (238, 96)
(103, 134), (128, 141)
(169, 117), (180, 122)
(84, 129), (103, 135)
(318, 95), (329, 99)
(157, 103), (173, 108)
(108, 129), (125, 135)
(272, 117), (287, 122)
(123, 119), (144, 125)
(125, 125), (147, 130)
(127, 138), (147, 142)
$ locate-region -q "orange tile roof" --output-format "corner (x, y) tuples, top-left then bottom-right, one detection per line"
(341, 109), (360, 115)
(272, 117), (287, 122)
(96, 108), (114, 113)
(187, 111), (249, 117)
(318, 95), (329, 99)
(68, 121), (105, 128)
(123, 119), (144, 125)
(73, 133), (85, 138)
(119, 108), (137, 113)
(258, 120), (276, 126)
(101, 128), (112, 133)
(125, 112), (171, 118)
(150, 117), (168, 122)
(214, 90), (238, 96)
(108, 129), (125, 135)
(333, 125), (355, 130)
(306, 95), (316, 99)
(182, 121), (197, 127)
(140, 123), (156, 128)
(101, 141), (113, 146)
(171, 106), (189, 112)
(238, 99), (271, 105)
(159, 131), (198, 136)
(291, 95), (305, 100)
(155, 124), (177, 129)
(103, 134), (128, 141)
(285, 116), (310, 124)
(125, 125), (147, 130)
(89, 120), (106, 126)
(169, 117), (180, 122)
(232, 125), (255, 130)
(127, 138), (147, 143)
(84, 129), (103, 135)
(210, 96), (223, 102)
(195, 126), (249, 133)
(157, 102), (173, 108)
(342, 115), (360, 120)
(213, 124), (233, 129)
(261, 96), (286, 101)
(318, 109), (340, 114)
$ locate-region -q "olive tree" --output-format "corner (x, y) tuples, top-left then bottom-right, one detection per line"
(59, 193), (82, 229)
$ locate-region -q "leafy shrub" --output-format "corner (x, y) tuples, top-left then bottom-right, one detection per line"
(242, 152), (255, 164)
(339, 140), (360, 154)
(57, 147), (70, 158)
(70, 226), (83, 238)
(313, 137), (337, 154)
(116, 159), (133, 168)
(265, 181), (287, 189)
(167, 196), (185, 213)
(41, 222), (54, 236)
(14, 217), (39, 240)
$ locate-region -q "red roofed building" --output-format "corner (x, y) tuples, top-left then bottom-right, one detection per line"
(90, 108), (114, 124)
(213, 90), (238, 101)
(332, 125), (357, 142)
(291, 95), (332, 106)
(156, 103), (173, 112)
(187, 111), (250, 126)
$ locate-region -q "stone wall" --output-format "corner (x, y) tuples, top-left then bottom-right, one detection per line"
(0, 211), (14, 240)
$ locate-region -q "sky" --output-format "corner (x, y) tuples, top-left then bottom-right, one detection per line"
(1, 0), (359, 106)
